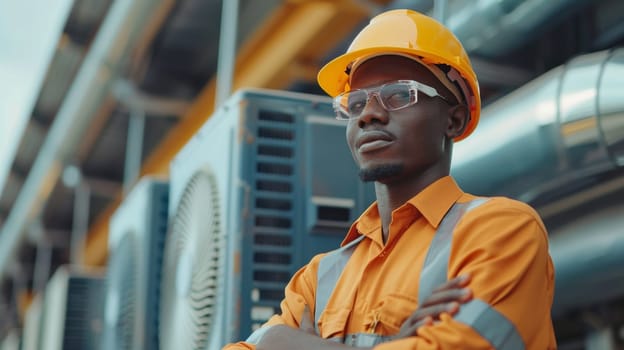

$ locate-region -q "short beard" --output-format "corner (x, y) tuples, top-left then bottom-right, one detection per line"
(358, 164), (403, 182)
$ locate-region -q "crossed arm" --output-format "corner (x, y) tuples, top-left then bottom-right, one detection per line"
(227, 275), (473, 350)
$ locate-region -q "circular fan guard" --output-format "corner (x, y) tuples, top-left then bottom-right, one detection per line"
(160, 168), (222, 350)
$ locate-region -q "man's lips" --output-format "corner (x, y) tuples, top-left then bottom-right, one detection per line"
(356, 130), (395, 153)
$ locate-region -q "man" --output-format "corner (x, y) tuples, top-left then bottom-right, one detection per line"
(223, 9), (556, 350)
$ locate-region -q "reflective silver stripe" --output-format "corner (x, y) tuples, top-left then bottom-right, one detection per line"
(418, 198), (489, 303)
(245, 325), (274, 344)
(343, 333), (394, 347)
(327, 336), (345, 343)
(455, 299), (525, 350)
(314, 235), (365, 334)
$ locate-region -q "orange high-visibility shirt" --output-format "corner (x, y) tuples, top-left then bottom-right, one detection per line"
(224, 176), (557, 349)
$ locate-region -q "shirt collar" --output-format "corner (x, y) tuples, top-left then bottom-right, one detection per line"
(407, 176), (464, 229)
(341, 176), (464, 246)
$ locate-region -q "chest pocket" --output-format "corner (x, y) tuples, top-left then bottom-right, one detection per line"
(318, 308), (351, 340)
(374, 293), (418, 334)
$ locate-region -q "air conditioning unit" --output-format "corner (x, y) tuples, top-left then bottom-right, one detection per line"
(159, 89), (374, 350)
(21, 294), (43, 350)
(0, 329), (20, 350)
(39, 265), (105, 350)
(101, 177), (169, 350)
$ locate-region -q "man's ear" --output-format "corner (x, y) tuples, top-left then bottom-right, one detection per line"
(446, 104), (469, 140)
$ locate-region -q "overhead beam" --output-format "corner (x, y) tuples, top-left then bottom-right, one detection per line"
(0, 0), (177, 279)
(140, 0), (372, 176)
(471, 57), (534, 88)
(112, 80), (192, 117)
(83, 0), (380, 265)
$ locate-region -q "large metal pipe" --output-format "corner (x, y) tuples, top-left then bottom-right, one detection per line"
(389, 0), (592, 57)
(0, 0), (172, 279)
(452, 48), (624, 203)
(446, 0), (594, 57)
(452, 48), (624, 315)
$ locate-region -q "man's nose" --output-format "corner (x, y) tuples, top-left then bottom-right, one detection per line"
(357, 94), (389, 127)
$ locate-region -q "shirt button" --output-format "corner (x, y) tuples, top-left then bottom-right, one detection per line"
(379, 251), (387, 258)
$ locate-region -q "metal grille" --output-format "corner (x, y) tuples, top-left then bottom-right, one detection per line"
(250, 109), (297, 329)
(148, 187), (169, 348)
(63, 276), (104, 350)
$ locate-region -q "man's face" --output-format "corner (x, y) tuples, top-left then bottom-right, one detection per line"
(345, 55), (454, 183)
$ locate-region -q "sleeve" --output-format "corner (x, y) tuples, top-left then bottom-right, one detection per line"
(375, 198), (556, 349)
(221, 254), (323, 350)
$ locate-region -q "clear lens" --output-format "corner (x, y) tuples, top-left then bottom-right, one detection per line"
(333, 81), (418, 120)
(347, 90), (368, 116)
(380, 82), (414, 109)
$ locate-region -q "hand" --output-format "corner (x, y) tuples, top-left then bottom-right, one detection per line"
(394, 274), (473, 339)
(256, 324), (353, 350)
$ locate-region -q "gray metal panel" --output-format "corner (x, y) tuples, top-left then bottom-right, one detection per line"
(304, 117), (375, 237)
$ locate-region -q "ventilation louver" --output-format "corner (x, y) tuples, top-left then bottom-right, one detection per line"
(248, 109), (298, 326)
(39, 266), (105, 350)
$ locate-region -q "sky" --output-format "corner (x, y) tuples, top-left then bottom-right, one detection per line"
(0, 0), (74, 196)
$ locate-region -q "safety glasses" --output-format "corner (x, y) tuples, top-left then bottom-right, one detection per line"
(333, 80), (449, 120)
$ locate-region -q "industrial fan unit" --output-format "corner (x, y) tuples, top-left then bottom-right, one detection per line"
(21, 294), (43, 350)
(100, 177), (168, 349)
(38, 265), (105, 350)
(159, 89), (375, 350)
(0, 330), (20, 350)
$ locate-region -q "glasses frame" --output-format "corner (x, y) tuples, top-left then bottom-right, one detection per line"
(333, 79), (449, 120)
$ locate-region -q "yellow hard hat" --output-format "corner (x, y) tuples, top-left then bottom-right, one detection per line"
(317, 9), (480, 141)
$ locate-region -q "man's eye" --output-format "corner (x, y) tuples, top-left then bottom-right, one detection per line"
(349, 100), (366, 113)
(385, 90), (410, 107)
